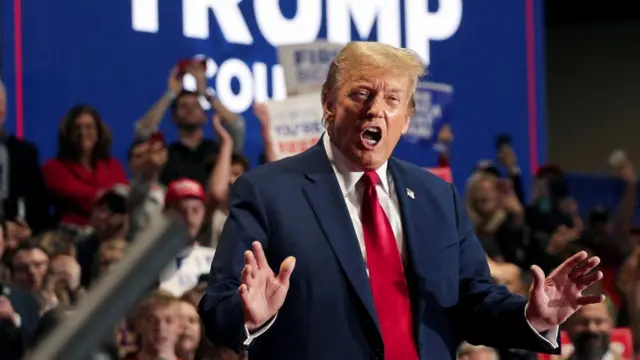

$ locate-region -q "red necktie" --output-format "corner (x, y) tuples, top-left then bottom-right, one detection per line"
(360, 171), (418, 360)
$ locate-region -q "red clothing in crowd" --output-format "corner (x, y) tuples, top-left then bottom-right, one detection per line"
(42, 157), (128, 226)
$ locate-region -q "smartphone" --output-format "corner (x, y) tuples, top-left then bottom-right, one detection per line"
(495, 134), (512, 150)
(150, 132), (165, 144)
(177, 58), (207, 75)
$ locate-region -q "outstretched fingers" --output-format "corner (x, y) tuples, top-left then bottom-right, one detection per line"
(241, 250), (259, 290)
(576, 294), (606, 306)
(276, 256), (296, 288)
(252, 241), (270, 271)
(552, 251), (588, 277)
(569, 256), (601, 281)
(576, 270), (604, 291)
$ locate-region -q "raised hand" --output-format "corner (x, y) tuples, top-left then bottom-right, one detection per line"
(212, 113), (232, 144)
(526, 251), (605, 332)
(252, 103), (271, 130)
(239, 241), (296, 331)
(167, 66), (183, 94)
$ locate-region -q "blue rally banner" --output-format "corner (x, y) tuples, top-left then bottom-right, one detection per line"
(400, 82), (453, 164)
(0, 0), (547, 193)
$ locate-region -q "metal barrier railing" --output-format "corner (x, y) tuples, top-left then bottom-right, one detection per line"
(27, 214), (190, 360)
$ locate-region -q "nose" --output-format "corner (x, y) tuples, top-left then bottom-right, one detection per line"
(366, 94), (386, 119)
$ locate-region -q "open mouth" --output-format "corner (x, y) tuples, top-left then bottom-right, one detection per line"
(360, 127), (382, 147)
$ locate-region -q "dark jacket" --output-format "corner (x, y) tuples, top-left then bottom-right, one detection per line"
(4, 135), (54, 233)
(0, 283), (41, 360)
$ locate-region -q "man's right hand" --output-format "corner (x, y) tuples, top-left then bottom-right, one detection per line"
(239, 241), (295, 332)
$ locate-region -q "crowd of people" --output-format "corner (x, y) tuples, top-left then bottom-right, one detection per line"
(0, 59), (636, 360)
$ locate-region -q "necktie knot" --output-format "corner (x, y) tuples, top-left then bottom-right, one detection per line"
(361, 171), (380, 189)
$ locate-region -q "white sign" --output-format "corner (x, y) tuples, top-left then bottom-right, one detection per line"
(159, 245), (216, 296)
(278, 41), (343, 96)
(266, 92), (324, 160)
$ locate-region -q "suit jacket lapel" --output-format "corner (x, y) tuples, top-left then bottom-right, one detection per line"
(388, 158), (429, 281)
(300, 144), (381, 333)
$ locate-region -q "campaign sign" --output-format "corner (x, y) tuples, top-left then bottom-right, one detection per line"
(404, 82), (453, 145)
(266, 92), (324, 160)
(278, 41), (343, 96)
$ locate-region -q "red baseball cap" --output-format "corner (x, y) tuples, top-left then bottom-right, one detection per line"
(165, 178), (206, 206)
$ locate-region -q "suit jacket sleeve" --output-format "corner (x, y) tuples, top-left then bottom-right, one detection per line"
(198, 175), (269, 352)
(451, 185), (560, 354)
(23, 143), (54, 232)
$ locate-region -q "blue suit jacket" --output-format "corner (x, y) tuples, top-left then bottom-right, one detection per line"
(199, 143), (560, 360)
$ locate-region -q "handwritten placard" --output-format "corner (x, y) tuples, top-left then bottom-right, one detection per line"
(278, 41), (343, 96)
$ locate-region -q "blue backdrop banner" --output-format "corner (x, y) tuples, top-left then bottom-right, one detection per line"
(0, 0), (547, 193)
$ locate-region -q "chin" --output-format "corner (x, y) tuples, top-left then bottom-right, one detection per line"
(348, 148), (387, 171)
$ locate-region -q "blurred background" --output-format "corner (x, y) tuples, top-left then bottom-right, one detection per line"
(0, 0), (638, 359)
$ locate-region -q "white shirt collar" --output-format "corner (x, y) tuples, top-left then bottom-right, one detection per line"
(322, 133), (389, 197)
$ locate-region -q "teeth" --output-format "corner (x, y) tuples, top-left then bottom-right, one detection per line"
(365, 139), (377, 145)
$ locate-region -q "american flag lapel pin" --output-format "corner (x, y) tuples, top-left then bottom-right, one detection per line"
(406, 188), (415, 199)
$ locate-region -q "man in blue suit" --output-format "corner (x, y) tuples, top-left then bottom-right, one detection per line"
(199, 41), (603, 360)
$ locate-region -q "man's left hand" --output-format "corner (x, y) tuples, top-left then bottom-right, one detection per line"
(526, 251), (605, 332)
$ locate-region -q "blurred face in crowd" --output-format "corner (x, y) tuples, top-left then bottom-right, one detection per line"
(566, 303), (612, 358)
(90, 194), (129, 240)
(49, 254), (81, 291)
(74, 112), (99, 155)
(229, 161), (246, 188)
(176, 301), (201, 354)
(324, 68), (413, 171)
(11, 247), (50, 291)
(97, 241), (126, 276)
(471, 177), (500, 216)
(0, 84), (6, 128)
(174, 94), (206, 131)
(136, 303), (181, 354)
(175, 198), (206, 238)
(492, 263), (526, 296)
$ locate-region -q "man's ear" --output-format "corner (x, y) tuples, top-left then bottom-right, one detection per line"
(401, 117), (412, 135)
(321, 90), (335, 124)
(401, 100), (415, 134)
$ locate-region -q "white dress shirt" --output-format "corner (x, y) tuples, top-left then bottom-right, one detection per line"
(244, 134), (559, 349)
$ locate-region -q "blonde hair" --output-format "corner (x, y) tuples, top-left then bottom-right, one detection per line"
(465, 171), (506, 232)
(131, 290), (181, 322)
(456, 342), (499, 360)
(322, 41), (426, 108)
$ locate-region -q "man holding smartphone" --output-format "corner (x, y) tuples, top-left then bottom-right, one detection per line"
(133, 60), (246, 188)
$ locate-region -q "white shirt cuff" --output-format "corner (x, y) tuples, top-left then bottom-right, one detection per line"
(524, 304), (559, 348)
(242, 314), (277, 348)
